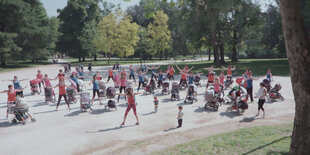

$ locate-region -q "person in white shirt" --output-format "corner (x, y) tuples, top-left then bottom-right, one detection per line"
(177, 106), (184, 128)
(257, 82), (267, 117)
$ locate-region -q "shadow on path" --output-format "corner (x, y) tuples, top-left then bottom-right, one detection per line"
(86, 125), (136, 133)
(164, 127), (179, 132)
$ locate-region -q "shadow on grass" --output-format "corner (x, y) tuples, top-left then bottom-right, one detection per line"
(241, 136), (291, 155)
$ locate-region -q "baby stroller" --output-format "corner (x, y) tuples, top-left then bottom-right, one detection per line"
(236, 77), (247, 88)
(224, 78), (234, 90)
(10, 98), (36, 124)
(194, 75), (201, 87)
(44, 87), (55, 104)
(30, 79), (40, 95)
(184, 84), (198, 104)
(80, 92), (92, 111)
(179, 79), (187, 90)
(162, 79), (170, 95)
(145, 79), (156, 95)
(263, 79), (271, 92)
(66, 87), (77, 104)
(204, 86), (222, 111)
(268, 83), (284, 101)
(143, 75), (149, 84)
(171, 82), (180, 101)
(225, 86), (247, 104)
(106, 87), (117, 110)
(99, 81), (107, 98)
(114, 75), (120, 88)
(226, 95), (248, 114)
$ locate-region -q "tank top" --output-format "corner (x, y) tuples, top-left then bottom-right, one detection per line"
(109, 70), (113, 76)
(58, 73), (65, 81)
(169, 68), (174, 76)
(181, 73), (187, 80)
(44, 78), (51, 86)
(7, 90), (16, 102)
(208, 73), (214, 82)
(266, 73), (271, 79)
(247, 78), (253, 88)
(96, 75), (102, 81)
(93, 80), (99, 90)
(13, 80), (21, 89)
(220, 76), (225, 84)
(130, 68), (135, 75)
(59, 84), (66, 95)
(139, 75), (144, 82)
(188, 76), (194, 84)
(227, 69), (232, 76)
(127, 95), (136, 105)
(152, 69), (156, 75)
(37, 74), (43, 81)
(158, 74), (163, 81)
(121, 79), (126, 87)
(71, 76), (78, 85)
(214, 83), (220, 92)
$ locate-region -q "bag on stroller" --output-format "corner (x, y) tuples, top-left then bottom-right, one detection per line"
(171, 82), (180, 101)
(204, 86), (222, 111)
(194, 74), (201, 87)
(161, 80), (170, 95)
(99, 81), (106, 97)
(184, 84), (197, 104)
(66, 88), (77, 104)
(226, 95), (248, 113)
(105, 87), (117, 110)
(80, 92), (92, 111)
(145, 79), (156, 95)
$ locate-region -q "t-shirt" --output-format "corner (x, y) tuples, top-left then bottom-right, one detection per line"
(181, 73), (187, 80)
(58, 73), (65, 81)
(227, 69), (232, 76)
(139, 75), (144, 82)
(59, 84), (66, 95)
(152, 69), (156, 75)
(7, 90), (16, 102)
(120, 79), (126, 87)
(158, 74), (163, 81)
(258, 87), (266, 99)
(37, 74), (43, 81)
(44, 78), (51, 86)
(188, 76), (194, 84)
(109, 70), (113, 76)
(219, 76), (225, 84)
(178, 111), (184, 119)
(214, 83), (220, 92)
(169, 68), (174, 76)
(13, 80), (21, 89)
(208, 72), (214, 82)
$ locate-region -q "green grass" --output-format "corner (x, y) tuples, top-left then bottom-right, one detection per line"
(0, 61), (52, 73)
(156, 58), (289, 76)
(153, 124), (292, 155)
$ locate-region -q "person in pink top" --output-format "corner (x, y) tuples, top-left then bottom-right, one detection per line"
(117, 88), (141, 126)
(117, 73), (128, 102)
(43, 74), (56, 98)
(213, 77), (224, 95)
(219, 71), (225, 96)
(113, 72), (120, 88)
(36, 70), (44, 93)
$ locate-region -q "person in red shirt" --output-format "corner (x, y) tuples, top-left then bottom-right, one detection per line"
(54, 69), (65, 81)
(95, 71), (102, 81)
(167, 65), (175, 81)
(107, 67), (115, 82)
(1, 85), (26, 118)
(36, 70), (44, 93)
(53, 78), (70, 111)
(179, 69), (188, 87)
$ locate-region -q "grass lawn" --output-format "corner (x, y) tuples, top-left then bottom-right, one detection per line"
(153, 123), (292, 155)
(156, 58), (290, 76)
(0, 61), (51, 73)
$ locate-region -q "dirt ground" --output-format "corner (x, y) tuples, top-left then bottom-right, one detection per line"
(0, 61), (295, 155)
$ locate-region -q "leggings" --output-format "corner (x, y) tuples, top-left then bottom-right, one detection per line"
(92, 90), (100, 99)
(125, 103), (137, 116)
(157, 80), (162, 88)
(57, 94), (69, 107)
(206, 81), (213, 88)
(118, 86), (126, 101)
(138, 82), (145, 91)
(107, 76), (114, 82)
(179, 79), (188, 87)
(168, 75), (174, 80)
(258, 99), (265, 111)
(246, 87), (253, 102)
(38, 81), (44, 88)
(129, 74), (136, 82)
(178, 119), (183, 127)
(151, 74), (157, 81)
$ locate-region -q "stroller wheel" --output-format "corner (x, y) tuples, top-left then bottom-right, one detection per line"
(226, 107), (232, 112)
(12, 118), (17, 124)
(31, 118), (36, 122)
(213, 103), (219, 111)
(204, 103), (208, 110)
(280, 96), (285, 101)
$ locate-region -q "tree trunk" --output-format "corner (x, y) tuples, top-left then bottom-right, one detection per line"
(231, 30), (238, 62)
(108, 53), (111, 65)
(94, 55), (97, 61)
(78, 57), (81, 62)
(82, 57), (85, 62)
(159, 51), (162, 60)
(208, 47), (211, 61)
(212, 29), (219, 66)
(219, 42), (225, 64)
(280, 1), (310, 154)
(1, 60), (6, 67)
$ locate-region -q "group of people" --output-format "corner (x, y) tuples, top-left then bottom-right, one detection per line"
(1, 61), (274, 127)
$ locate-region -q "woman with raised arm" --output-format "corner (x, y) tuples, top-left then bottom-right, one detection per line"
(137, 70), (148, 92)
(147, 65), (161, 81)
(128, 65), (136, 83)
(3, 76), (28, 98)
(1, 85), (27, 118)
(118, 88), (141, 126)
(53, 78), (71, 111)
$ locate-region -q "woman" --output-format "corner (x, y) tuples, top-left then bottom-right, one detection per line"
(244, 72), (259, 102)
(167, 65), (175, 81)
(118, 88), (141, 126)
(205, 66), (215, 88)
(88, 63), (92, 72)
(264, 68), (273, 82)
(257, 82), (267, 117)
(137, 70), (148, 92)
(71, 72), (80, 93)
(188, 72), (194, 85)
(157, 70), (164, 88)
(148, 65), (160, 81)
(3, 76), (28, 98)
(117, 74), (128, 102)
(36, 70), (44, 93)
(1, 85), (26, 118)
(89, 75), (101, 105)
(53, 78), (71, 111)
(107, 67), (115, 82)
(179, 69), (188, 87)
(129, 65), (136, 82)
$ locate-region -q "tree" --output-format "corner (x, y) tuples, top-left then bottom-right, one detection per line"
(279, 1), (310, 154)
(94, 11), (140, 64)
(78, 20), (98, 61)
(145, 11), (171, 59)
(0, 32), (22, 66)
(57, 0), (102, 61)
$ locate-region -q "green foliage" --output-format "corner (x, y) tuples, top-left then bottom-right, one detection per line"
(94, 11), (140, 63)
(0, 32), (22, 66)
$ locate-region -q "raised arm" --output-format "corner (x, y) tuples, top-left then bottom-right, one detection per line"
(155, 65), (161, 69)
(175, 65), (182, 72)
(19, 79), (28, 82)
(0, 90), (8, 93)
(188, 66), (194, 72)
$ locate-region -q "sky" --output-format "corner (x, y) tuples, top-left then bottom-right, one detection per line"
(40, 0), (277, 17)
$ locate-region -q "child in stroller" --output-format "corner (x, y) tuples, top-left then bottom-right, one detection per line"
(226, 93), (248, 114)
(106, 86), (117, 110)
(80, 92), (92, 111)
(10, 98), (36, 124)
(162, 79), (170, 95)
(268, 83), (284, 101)
(66, 87), (77, 104)
(30, 79), (41, 95)
(144, 79), (156, 95)
(194, 73), (202, 87)
(204, 80), (224, 111)
(225, 85), (247, 104)
(171, 82), (180, 101)
(184, 84), (197, 104)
